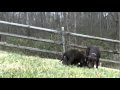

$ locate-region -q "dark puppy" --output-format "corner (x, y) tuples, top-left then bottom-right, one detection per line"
(61, 49), (86, 67)
(86, 46), (101, 68)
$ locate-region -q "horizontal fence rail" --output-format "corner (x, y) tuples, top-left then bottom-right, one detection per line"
(0, 42), (62, 55)
(66, 32), (120, 43)
(0, 32), (62, 45)
(0, 20), (61, 34)
(69, 44), (120, 54)
(100, 59), (120, 64)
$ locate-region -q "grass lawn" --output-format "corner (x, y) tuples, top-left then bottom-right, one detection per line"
(0, 50), (120, 78)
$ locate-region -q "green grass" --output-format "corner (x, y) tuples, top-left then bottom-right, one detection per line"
(0, 50), (120, 78)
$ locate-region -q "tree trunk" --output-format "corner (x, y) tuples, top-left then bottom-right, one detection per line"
(118, 12), (120, 60)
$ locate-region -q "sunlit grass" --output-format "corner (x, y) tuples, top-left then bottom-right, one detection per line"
(0, 50), (120, 78)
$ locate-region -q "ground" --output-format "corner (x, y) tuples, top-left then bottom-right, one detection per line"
(0, 50), (120, 78)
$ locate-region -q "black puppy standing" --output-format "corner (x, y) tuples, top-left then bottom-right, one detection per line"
(61, 49), (86, 67)
(86, 46), (101, 68)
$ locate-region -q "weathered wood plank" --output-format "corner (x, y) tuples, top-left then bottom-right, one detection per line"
(0, 20), (61, 34)
(66, 31), (120, 43)
(69, 44), (120, 54)
(0, 42), (62, 55)
(0, 32), (62, 45)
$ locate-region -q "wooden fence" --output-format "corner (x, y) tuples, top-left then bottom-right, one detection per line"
(0, 20), (120, 64)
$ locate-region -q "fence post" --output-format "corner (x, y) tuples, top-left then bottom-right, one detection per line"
(61, 27), (65, 53)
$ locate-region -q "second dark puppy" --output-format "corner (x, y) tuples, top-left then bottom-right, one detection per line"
(86, 46), (101, 68)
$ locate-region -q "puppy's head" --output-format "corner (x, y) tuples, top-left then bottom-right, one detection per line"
(86, 53), (97, 68)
